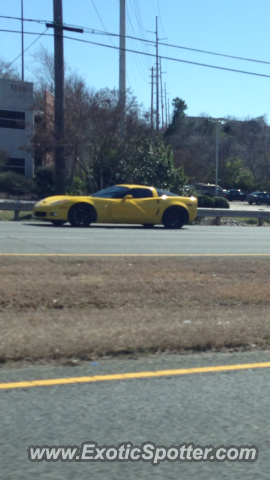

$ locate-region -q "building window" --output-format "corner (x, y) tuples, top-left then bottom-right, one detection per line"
(0, 110), (25, 130)
(1, 158), (25, 175)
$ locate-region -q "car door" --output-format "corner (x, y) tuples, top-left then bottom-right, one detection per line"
(111, 188), (159, 223)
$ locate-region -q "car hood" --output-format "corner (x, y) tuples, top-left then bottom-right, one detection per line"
(35, 196), (72, 206)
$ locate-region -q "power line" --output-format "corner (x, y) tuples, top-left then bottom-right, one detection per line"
(126, 9), (150, 80)
(89, 1), (132, 89)
(0, 14), (48, 24)
(0, 28), (49, 75)
(2, 28), (270, 79)
(82, 28), (270, 68)
(156, 0), (166, 38)
(3, 14), (270, 67)
(64, 35), (270, 79)
(90, 0), (115, 48)
(128, 0), (152, 70)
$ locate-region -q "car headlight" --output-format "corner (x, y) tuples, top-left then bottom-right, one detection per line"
(50, 200), (69, 206)
(34, 199), (46, 207)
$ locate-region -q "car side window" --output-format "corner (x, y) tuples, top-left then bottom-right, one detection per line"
(126, 188), (153, 199)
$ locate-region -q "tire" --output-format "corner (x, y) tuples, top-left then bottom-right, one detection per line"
(68, 203), (96, 227)
(249, 201), (252, 205)
(256, 200), (261, 205)
(50, 220), (66, 226)
(162, 206), (188, 229)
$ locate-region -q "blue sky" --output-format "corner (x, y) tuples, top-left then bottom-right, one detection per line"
(1, 0), (270, 122)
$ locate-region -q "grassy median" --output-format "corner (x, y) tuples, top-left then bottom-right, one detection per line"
(0, 256), (270, 363)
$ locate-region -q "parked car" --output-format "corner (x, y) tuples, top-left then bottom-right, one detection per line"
(221, 189), (246, 201)
(193, 183), (223, 197)
(33, 184), (198, 229)
(246, 191), (270, 205)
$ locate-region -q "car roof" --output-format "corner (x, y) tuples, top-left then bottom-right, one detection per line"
(116, 184), (155, 189)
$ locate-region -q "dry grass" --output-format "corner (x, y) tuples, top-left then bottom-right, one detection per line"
(0, 211), (32, 221)
(0, 257), (270, 362)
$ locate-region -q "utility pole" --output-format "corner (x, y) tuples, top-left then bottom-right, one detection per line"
(167, 97), (170, 125)
(155, 17), (159, 131)
(160, 58), (164, 130)
(119, 0), (126, 136)
(21, 0), (24, 81)
(150, 66), (154, 131)
(215, 120), (219, 197)
(164, 83), (167, 127)
(46, 1), (83, 195)
(52, 0), (65, 194)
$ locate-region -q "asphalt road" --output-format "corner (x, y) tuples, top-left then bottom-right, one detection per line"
(0, 351), (270, 480)
(1, 208), (270, 480)
(0, 221), (269, 255)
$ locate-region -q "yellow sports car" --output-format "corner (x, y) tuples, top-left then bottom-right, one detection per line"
(33, 184), (197, 229)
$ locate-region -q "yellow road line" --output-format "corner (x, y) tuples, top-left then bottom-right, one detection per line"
(1, 362), (270, 390)
(0, 253), (270, 257)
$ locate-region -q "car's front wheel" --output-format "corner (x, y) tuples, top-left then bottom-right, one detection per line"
(162, 206), (188, 229)
(68, 203), (96, 227)
(256, 200), (262, 205)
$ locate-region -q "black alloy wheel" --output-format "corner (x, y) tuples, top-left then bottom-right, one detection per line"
(68, 204), (95, 227)
(162, 206), (188, 229)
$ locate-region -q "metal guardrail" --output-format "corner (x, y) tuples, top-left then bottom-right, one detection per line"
(0, 200), (36, 220)
(0, 201), (270, 225)
(197, 208), (270, 226)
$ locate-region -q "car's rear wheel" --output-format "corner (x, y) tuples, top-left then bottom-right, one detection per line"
(50, 220), (66, 226)
(162, 206), (188, 229)
(68, 203), (96, 227)
(256, 200), (262, 205)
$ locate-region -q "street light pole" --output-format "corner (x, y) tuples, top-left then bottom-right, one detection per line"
(209, 117), (226, 197)
(21, 0), (24, 81)
(215, 121), (219, 197)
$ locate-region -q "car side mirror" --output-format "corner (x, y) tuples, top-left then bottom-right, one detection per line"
(122, 195), (133, 201)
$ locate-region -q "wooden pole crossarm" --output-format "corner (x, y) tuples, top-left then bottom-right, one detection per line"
(46, 23), (83, 33)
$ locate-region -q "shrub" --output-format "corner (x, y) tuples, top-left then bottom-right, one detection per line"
(214, 196), (230, 209)
(33, 168), (55, 198)
(246, 218), (257, 225)
(197, 195), (230, 209)
(0, 172), (35, 196)
(197, 195), (215, 208)
(66, 177), (87, 196)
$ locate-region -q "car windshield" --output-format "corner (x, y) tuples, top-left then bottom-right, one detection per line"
(91, 186), (129, 198)
(156, 188), (178, 197)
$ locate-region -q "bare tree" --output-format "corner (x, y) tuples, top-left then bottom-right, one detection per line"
(0, 59), (20, 80)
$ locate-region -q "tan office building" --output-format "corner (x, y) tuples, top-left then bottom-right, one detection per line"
(0, 78), (34, 178)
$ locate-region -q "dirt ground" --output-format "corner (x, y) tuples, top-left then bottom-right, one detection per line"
(0, 256), (270, 363)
